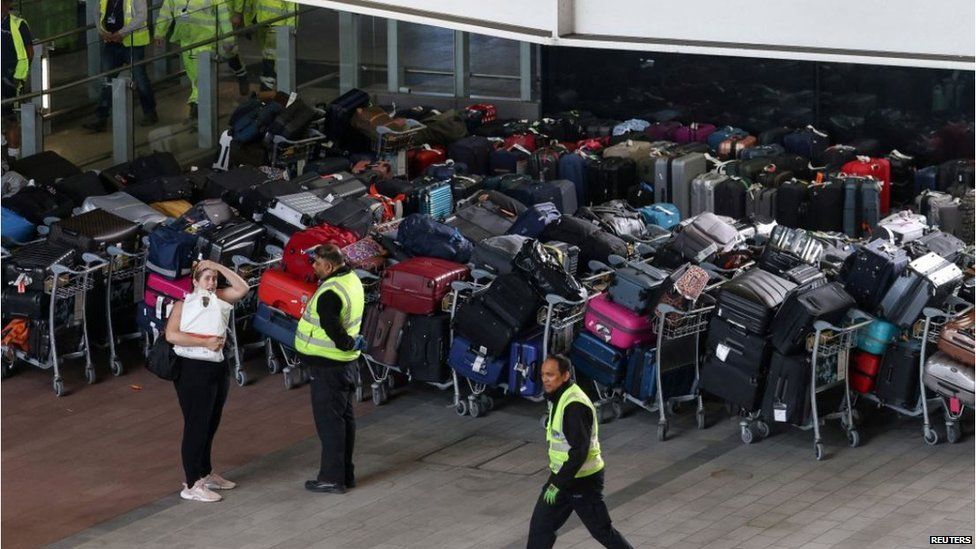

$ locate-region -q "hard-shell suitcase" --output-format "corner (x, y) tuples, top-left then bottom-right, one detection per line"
(10, 150), (82, 186)
(842, 176), (881, 238)
(587, 157), (637, 205)
(509, 334), (545, 398)
(569, 331), (629, 387)
(701, 316), (772, 410)
(877, 211), (927, 244)
(653, 150), (708, 218)
(771, 282), (855, 354)
(252, 302), (298, 348)
(416, 181), (454, 220)
(856, 318), (900, 355)
(266, 192), (334, 231)
(624, 345), (695, 402)
(78, 191), (167, 229)
(713, 177), (749, 219)
(937, 311), (974, 367)
(638, 203), (680, 230)
(257, 269), (317, 319)
(879, 252), (963, 327)
(197, 221), (265, 265)
(783, 264), (826, 287)
(915, 190), (960, 235)
(400, 313), (451, 383)
(48, 209), (140, 253)
(762, 352), (810, 425)
(144, 273), (192, 321)
(805, 181), (845, 232)
(380, 258), (469, 315)
(758, 247), (802, 277)
(449, 335), (508, 386)
(305, 173), (368, 201)
(282, 224), (360, 282)
(874, 340), (921, 409)
(842, 157), (892, 215)
(584, 293), (656, 350)
(449, 174), (485, 203)
(850, 350), (883, 393)
(0, 207), (36, 245)
(841, 239), (909, 312)
(362, 304), (407, 366)
(716, 269), (796, 335)
(909, 230), (965, 263)
(203, 166), (269, 208)
(607, 260), (667, 314)
(923, 351), (975, 407)
(690, 172), (727, 216)
(775, 180), (809, 229)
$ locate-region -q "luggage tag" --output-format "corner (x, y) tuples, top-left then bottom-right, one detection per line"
(835, 351), (848, 382)
(773, 400), (788, 423)
(14, 273), (30, 293)
(715, 343), (731, 363)
(472, 349), (487, 375)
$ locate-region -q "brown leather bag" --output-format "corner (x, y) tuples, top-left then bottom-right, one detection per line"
(938, 309), (975, 367)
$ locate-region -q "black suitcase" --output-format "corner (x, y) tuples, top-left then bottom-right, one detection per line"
(758, 247), (803, 277)
(481, 272), (540, 332)
(471, 235), (530, 275)
(840, 239), (910, 312)
(586, 157), (637, 205)
(448, 136), (493, 175)
(782, 264), (826, 287)
(203, 166), (270, 210)
(268, 98), (318, 139)
(771, 282), (855, 354)
(449, 175), (485, 202)
(805, 181), (845, 232)
(714, 177), (750, 219)
(715, 268), (796, 335)
(775, 180), (809, 229)
(51, 171), (108, 203)
(453, 297), (518, 359)
(313, 196), (384, 238)
(399, 313), (452, 383)
(305, 173), (368, 200)
(124, 175), (193, 203)
(541, 216), (628, 271)
(3, 241), (78, 291)
(701, 316), (772, 411)
(48, 209), (140, 253)
(874, 340), (921, 409)
(10, 151), (82, 186)
(4, 186), (75, 224)
(762, 352), (810, 426)
(325, 88), (370, 141)
(128, 151), (182, 182)
(1, 287), (45, 319)
(197, 221), (266, 264)
(27, 320), (83, 361)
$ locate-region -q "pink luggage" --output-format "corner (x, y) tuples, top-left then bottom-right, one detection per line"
(145, 273), (193, 318)
(674, 123), (717, 145)
(584, 293), (655, 350)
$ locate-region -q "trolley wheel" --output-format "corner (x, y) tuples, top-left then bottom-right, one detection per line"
(283, 370), (296, 390)
(85, 368), (97, 385)
(611, 400), (623, 421)
(740, 424), (755, 445)
(756, 421), (770, 439)
(110, 358), (123, 377)
(455, 400), (469, 416)
(372, 384), (384, 406)
(483, 395), (494, 411)
(666, 400), (679, 415)
(657, 421), (668, 442)
(235, 369), (248, 387)
(847, 429), (860, 448)
(923, 427), (939, 446)
(469, 399), (483, 418)
(696, 409), (706, 430)
(52, 378), (65, 397)
(814, 442), (825, 461)
(946, 422), (962, 444)
(267, 355), (280, 375)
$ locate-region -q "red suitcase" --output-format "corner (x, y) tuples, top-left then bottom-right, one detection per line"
(257, 269), (317, 320)
(850, 350), (883, 393)
(380, 257), (469, 314)
(283, 224), (360, 283)
(407, 145), (447, 179)
(504, 133), (538, 153)
(842, 157), (892, 215)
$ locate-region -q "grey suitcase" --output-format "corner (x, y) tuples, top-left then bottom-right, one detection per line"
(607, 258), (668, 314)
(673, 212), (740, 262)
(768, 225), (824, 265)
(915, 190), (960, 235)
(924, 351), (975, 407)
(877, 210), (928, 244)
(690, 172), (727, 216)
(748, 185), (777, 221)
(266, 191), (336, 230)
(78, 191), (168, 229)
(654, 150), (709, 218)
(879, 252), (963, 327)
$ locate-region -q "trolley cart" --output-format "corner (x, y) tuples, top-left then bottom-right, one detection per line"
(259, 304), (310, 391)
(352, 270), (403, 406)
(375, 119), (427, 177)
(918, 298), (975, 445)
(105, 245), (149, 376)
(1, 253), (108, 396)
(229, 245), (284, 386)
(269, 127), (330, 178)
(448, 270), (506, 417)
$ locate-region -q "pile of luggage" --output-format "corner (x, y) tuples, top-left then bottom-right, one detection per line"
(0, 91), (972, 458)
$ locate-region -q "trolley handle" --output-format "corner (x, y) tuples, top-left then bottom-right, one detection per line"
(545, 293), (587, 308)
(451, 280), (481, 293)
(355, 269), (380, 283)
(588, 259), (615, 274)
(51, 254), (109, 275)
(106, 245), (146, 259)
(265, 244), (284, 258)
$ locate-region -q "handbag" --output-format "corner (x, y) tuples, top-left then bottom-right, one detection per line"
(513, 240), (586, 301)
(147, 337), (180, 381)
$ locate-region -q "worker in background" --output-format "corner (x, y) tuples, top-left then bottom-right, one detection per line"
(155, 0), (231, 123)
(82, 0), (159, 133)
(221, 0), (251, 96)
(1, 0), (33, 161)
(527, 355), (633, 549)
(255, 0), (296, 91)
(294, 244), (367, 495)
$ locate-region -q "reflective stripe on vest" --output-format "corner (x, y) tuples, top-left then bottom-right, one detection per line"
(9, 15), (29, 80)
(546, 383), (605, 478)
(294, 271), (364, 361)
(100, 0), (150, 47)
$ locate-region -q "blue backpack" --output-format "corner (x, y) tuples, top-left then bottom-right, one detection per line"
(147, 225), (198, 279)
(638, 203), (680, 230)
(508, 202), (561, 238)
(395, 213), (473, 263)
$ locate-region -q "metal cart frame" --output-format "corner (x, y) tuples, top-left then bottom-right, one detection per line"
(918, 298), (974, 445)
(269, 126), (330, 177)
(260, 304), (310, 391)
(229, 246), (283, 386)
(375, 119), (426, 177)
(105, 245), (149, 376)
(448, 270), (503, 418)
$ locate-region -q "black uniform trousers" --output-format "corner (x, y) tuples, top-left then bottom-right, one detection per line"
(527, 470), (632, 549)
(174, 358), (230, 487)
(308, 359), (357, 486)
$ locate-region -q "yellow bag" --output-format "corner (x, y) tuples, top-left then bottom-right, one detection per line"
(151, 200), (193, 218)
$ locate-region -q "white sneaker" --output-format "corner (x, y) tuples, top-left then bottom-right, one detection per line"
(204, 473), (236, 490)
(180, 480), (222, 502)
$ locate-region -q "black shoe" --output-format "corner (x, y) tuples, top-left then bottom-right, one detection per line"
(140, 112), (159, 127)
(304, 480), (346, 494)
(82, 119), (107, 133)
(237, 76), (250, 96)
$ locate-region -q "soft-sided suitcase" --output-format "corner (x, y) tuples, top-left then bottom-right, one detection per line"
(713, 177), (749, 219)
(910, 231), (965, 263)
(762, 352), (810, 425)
(146, 225), (198, 279)
(540, 215), (628, 271)
(805, 181), (846, 232)
(672, 212), (739, 262)
(584, 293), (656, 350)
(453, 273), (539, 358)
(10, 150), (82, 186)
(856, 318), (900, 355)
(543, 241), (580, 276)
(706, 126), (748, 152)
(587, 157), (637, 205)
(850, 350), (883, 393)
(1, 207), (36, 245)
(716, 269), (796, 335)
(48, 209), (140, 253)
(923, 351), (975, 407)
(471, 235), (530, 275)
(701, 316), (772, 411)
(124, 175), (193, 204)
(136, 301), (167, 336)
(447, 190), (524, 242)
(771, 282), (855, 354)
(380, 258), (469, 315)
(203, 166), (269, 209)
(78, 191), (167, 228)
(624, 345), (695, 402)
(452, 296), (519, 359)
(509, 334), (545, 398)
(4, 186), (75, 224)
(842, 176), (881, 238)
(937, 311), (975, 367)
(361, 304), (407, 366)
(197, 221), (266, 265)
(638, 203), (680, 230)
(783, 126), (829, 164)
(841, 239), (909, 312)
(1, 288), (45, 318)
(874, 340), (921, 409)
(257, 269), (317, 319)
(569, 331), (629, 387)
(52, 171), (108, 203)
(252, 302), (298, 348)
(399, 313), (451, 383)
(448, 335), (508, 386)
(448, 136), (493, 175)
(395, 213), (473, 264)
(607, 260), (667, 314)
(673, 122), (716, 145)
(718, 134), (757, 160)
(775, 180), (809, 229)
(879, 252), (963, 327)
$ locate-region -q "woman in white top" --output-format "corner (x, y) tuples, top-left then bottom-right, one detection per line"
(165, 259), (248, 503)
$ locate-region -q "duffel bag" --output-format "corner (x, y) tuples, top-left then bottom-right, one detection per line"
(395, 213), (472, 263)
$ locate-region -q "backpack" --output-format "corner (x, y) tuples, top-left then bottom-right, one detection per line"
(395, 213), (473, 263)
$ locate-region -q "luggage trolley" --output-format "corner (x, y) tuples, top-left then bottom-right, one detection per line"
(229, 245), (283, 386)
(917, 298), (974, 445)
(269, 127), (330, 177)
(261, 310), (309, 391)
(1, 254), (108, 396)
(375, 119), (426, 177)
(105, 245), (149, 376)
(352, 269), (407, 406)
(447, 269), (505, 417)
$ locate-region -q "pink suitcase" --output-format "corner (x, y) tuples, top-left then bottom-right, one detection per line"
(584, 293), (655, 350)
(144, 273), (192, 319)
(674, 123), (717, 145)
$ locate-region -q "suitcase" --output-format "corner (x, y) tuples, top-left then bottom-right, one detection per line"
(716, 269), (796, 336)
(909, 231), (965, 263)
(3, 241), (78, 291)
(701, 316), (772, 410)
(380, 258), (468, 315)
(203, 166), (269, 209)
(399, 313), (451, 383)
(266, 192), (335, 231)
(607, 260), (668, 314)
(587, 157), (637, 205)
(543, 241), (580, 276)
(712, 177), (749, 220)
(841, 239), (909, 312)
(447, 190), (524, 242)
(9, 150), (82, 187)
(706, 126), (748, 152)
(783, 126), (829, 164)
(0, 207), (36, 245)
(874, 339), (921, 409)
(775, 180), (809, 229)
(758, 247), (803, 277)
(923, 351), (975, 407)
(624, 345), (695, 402)
(805, 181), (846, 232)
(717, 134), (757, 160)
(584, 293), (656, 350)
(3, 186), (75, 224)
(305, 173), (369, 201)
(144, 273), (192, 319)
(78, 192), (168, 229)
(325, 88), (370, 142)
(842, 157), (892, 215)
(672, 212), (739, 262)
(449, 174), (485, 203)
(48, 209), (140, 253)
(877, 210), (927, 244)
(782, 264), (826, 287)
(471, 235), (530, 275)
(673, 122), (716, 144)
(653, 150), (708, 218)
(690, 172), (727, 216)
(314, 195), (385, 238)
(146, 225), (198, 279)
(842, 176), (881, 238)
(879, 252), (963, 327)
(509, 334), (545, 398)
(850, 350), (883, 393)
(361, 304), (407, 366)
(51, 171), (108, 203)
(252, 302), (299, 348)
(282, 224), (360, 283)
(124, 175), (193, 204)
(638, 203), (680, 230)
(771, 282), (855, 354)
(452, 296), (519, 359)
(136, 301), (168, 336)
(541, 215), (628, 271)
(915, 190), (961, 235)
(1, 288), (45, 319)
(856, 318), (900, 355)
(257, 269), (317, 320)
(197, 221), (266, 265)
(569, 331), (629, 388)
(448, 335), (509, 386)
(759, 127), (794, 147)
(937, 311), (975, 367)
(739, 143), (785, 160)
(762, 352), (810, 425)
(448, 136), (493, 176)
(407, 145), (448, 179)
(415, 180), (454, 220)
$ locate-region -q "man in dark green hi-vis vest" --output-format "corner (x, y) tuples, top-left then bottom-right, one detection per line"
(527, 354), (632, 549)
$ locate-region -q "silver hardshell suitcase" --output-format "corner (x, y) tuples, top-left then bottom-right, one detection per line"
(654, 152), (708, 218)
(78, 191), (168, 229)
(878, 252), (963, 327)
(690, 172), (727, 216)
(878, 210), (928, 243)
(924, 351), (975, 407)
(266, 191), (335, 230)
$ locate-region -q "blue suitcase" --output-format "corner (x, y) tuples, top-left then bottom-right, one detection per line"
(507, 202), (561, 238)
(914, 166), (939, 196)
(624, 345), (696, 402)
(1, 207), (36, 245)
(638, 203), (680, 230)
(509, 334), (544, 398)
(558, 153), (589, 207)
(569, 331), (629, 388)
(253, 302), (298, 348)
(855, 317), (900, 355)
(136, 302), (167, 336)
(783, 127), (830, 164)
(417, 181), (454, 220)
(449, 335), (509, 386)
(739, 144), (785, 160)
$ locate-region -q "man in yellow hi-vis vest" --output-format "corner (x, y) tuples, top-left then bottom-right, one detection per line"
(82, 0), (158, 132)
(155, 0), (231, 121)
(527, 355), (632, 549)
(255, 0), (296, 91)
(295, 244), (366, 495)
(1, 0), (33, 160)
